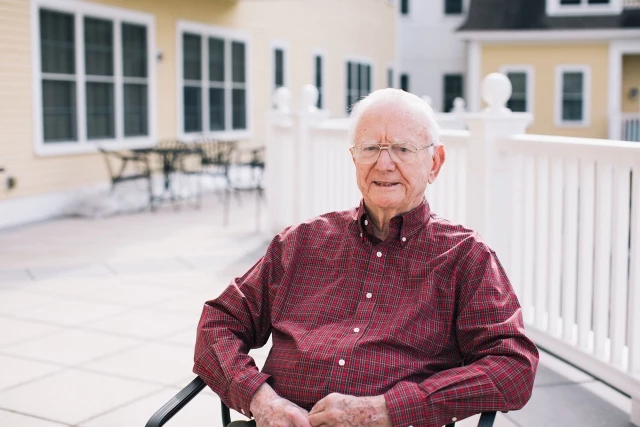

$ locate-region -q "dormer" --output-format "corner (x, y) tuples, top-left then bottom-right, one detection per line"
(546, 0), (624, 16)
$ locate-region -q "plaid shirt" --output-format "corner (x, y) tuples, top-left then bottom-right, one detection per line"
(194, 200), (538, 427)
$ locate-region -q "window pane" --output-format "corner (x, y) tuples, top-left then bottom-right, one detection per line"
(183, 86), (202, 132)
(124, 83), (148, 136)
(563, 72), (583, 94)
(209, 88), (225, 131)
(346, 62), (352, 112)
(232, 88), (246, 130)
(232, 41), (246, 83)
(315, 55), (322, 109)
(42, 80), (76, 142)
(208, 37), (225, 82)
(275, 49), (284, 87)
(388, 68), (394, 88)
(401, 0), (409, 14)
(183, 33), (202, 81)
(360, 64), (371, 96)
(84, 17), (113, 76)
(86, 82), (115, 139)
(560, 0), (581, 4)
(445, 0), (463, 14)
(122, 23), (147, 78)
(400, 74), (409, 92)
(563, 100), (583, 121)
(40, 9), (75, 75)
(507, 72), (527, 112)
(444, 74), (463, 112)
(588, 0), (610, 3)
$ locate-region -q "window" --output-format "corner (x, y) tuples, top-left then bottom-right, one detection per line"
(274, 48), (285, 90)
(179, 22), (249, 137)
(560, 0), (609, 4)
(388, 68), (394, 88)
(443, 74), (463, 112)
(555, 65), (590, 126)
(500, 66), (534, 113)
(445, 0), (464, 14)
(34, 1), (154, 154)
(314, 54), (323, 109)
(400, 73), (409, 92)
(346, 60), (372, 112)
(400, 0), (409, 15)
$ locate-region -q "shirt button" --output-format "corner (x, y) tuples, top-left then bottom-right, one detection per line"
(338, 359), (345, 366)
(360, 233), (363, 237)
(409, 425), (414, 427)
(376, 251), (382, 257)
(452, 417), (457, 422)
(241, 409), (245, 415)
(366, 292), (372, 299)
(353, 327), (360, 333)
(364, 219), (368, 225)
(402, 237), (407, 242)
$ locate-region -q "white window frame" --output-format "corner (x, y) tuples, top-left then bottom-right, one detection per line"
(312, 48), (327, 111)
(345, 55), (375, 114)
(31, 0), (156, 157)
(546, 0), (622, 16)
(499, 65), (535, 114)
(555, 65), (591, 127)
(177, 20), (251, 142)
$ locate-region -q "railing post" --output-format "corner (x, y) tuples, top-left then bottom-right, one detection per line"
(266, 87), (294, 234)
(462, 73), (532, 262)
(294, 85), (330, 223)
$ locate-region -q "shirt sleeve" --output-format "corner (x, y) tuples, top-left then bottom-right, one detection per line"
(193, 233), (285, 416)
(384, 248), (539, 427)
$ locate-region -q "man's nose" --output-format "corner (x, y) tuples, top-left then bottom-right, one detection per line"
(375, 148), (396, 169)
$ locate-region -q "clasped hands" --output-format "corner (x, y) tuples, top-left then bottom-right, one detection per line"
(249, 383), (392, 427)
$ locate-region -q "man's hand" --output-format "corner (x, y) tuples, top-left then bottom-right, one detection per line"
(250, 383), (311, 427)
(308, 393), (392, 427)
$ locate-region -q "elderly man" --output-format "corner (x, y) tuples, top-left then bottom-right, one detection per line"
(194, 88), (538, 427)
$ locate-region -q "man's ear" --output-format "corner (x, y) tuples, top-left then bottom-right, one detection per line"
(427, 145), (446, 184)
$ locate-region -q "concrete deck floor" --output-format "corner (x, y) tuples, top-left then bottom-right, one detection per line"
(0, 193), (634, 426)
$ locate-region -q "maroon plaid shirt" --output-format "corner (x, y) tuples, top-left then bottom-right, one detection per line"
(194, 200), (538, 427)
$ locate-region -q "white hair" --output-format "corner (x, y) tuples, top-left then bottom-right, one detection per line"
(348, 88), (442, 154)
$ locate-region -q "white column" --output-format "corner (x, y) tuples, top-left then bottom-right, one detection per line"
(463, 73), (531, 260)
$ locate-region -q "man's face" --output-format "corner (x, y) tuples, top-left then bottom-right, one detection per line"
(352, 101), (443, 215)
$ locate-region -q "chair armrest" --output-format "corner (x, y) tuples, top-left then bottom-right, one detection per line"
(478, 411), (497, 426)
(145, 376), (207, 427)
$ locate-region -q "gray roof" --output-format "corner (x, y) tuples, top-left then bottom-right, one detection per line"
(458, 0), (640, 31)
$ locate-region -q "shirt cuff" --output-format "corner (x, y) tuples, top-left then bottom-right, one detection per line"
(384, 381), (426, 427)
(228, 370), (272, 417)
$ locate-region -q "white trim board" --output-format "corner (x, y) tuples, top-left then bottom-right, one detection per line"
(554, 64), (592, 128)
(458, 29), (640, 43)
(31, 0), (157, 157)
(499, 65), (535, 115)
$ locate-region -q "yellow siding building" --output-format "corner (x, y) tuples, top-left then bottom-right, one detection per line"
(0, 0), (396, 228)
(458, 0), (640, 140)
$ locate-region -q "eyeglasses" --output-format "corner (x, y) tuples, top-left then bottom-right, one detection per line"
(349, 142), (434, 165)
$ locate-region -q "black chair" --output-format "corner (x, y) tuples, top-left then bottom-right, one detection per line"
(227, 146), (265, 230)
(145, 376), (496, 427)
(98, 147), (154, 210)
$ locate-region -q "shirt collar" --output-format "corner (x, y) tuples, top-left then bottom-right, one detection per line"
(352, 199), (431, 245)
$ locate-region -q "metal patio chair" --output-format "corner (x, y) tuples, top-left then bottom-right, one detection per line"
(98, 147), (154, 210)
(145, 376), (497, 427)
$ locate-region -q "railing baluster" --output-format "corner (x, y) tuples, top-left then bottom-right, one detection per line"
(577, 160), (596, 352)
(548, 157), (564, 337)
(522, 156), (536, 325)
(535, 156), (550, 330)
(509, 155), (524, 301)
(457, 149), (467, 225)
(610, 164), (631, 368)
(629, 164), (640, 374)
(446, 147), (456, 222)
(562, 159), (579, 343)
(594, 161), (614, 361)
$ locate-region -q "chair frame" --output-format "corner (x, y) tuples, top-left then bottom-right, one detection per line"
(145, 376), (497, 427)
(98, 148), (154, 210)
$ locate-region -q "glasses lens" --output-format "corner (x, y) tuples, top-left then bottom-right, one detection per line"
(357, 144), (380, 164)
(391, 143), (418, 163)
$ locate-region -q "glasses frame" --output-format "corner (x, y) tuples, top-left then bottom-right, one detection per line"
(349, 142), (435, 165)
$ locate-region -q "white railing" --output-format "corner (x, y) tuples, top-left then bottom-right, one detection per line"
(622, 113), (640, 142)
(266, 79), (640, 425)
